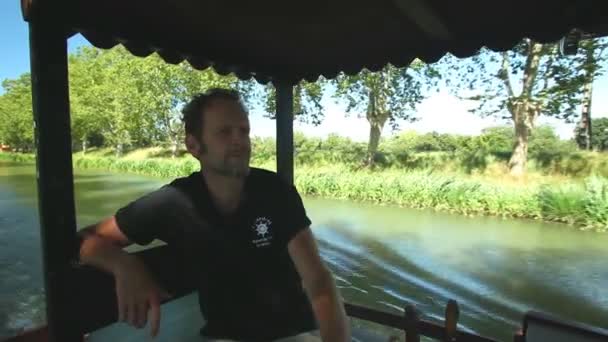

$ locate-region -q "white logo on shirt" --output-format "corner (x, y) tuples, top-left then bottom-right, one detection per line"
(252, 217), (273, 247)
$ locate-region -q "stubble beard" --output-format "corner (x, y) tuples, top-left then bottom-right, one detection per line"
(206, 154), (251, 179)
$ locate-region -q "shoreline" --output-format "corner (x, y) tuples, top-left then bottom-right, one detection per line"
(1, 152), (606, 232)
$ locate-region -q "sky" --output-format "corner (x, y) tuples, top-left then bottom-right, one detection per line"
(1, 0), (607, 142)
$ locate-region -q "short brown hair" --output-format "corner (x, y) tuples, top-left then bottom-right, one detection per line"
(182, 88), (247, 141)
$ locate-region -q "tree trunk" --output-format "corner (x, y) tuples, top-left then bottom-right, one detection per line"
(115, 144), (123, 158)
(365, 89), (389, 166)
(367, 123), (382, 165)
(81, 138), (87, 155)
(506, 40), (542, 177)
(580, 73), (594, 150)
(508, 105), (533, 176)
(509, 121), (529, 176)
(171, 136), (179, 159)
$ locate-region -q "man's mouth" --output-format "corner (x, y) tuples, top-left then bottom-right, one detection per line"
(228, 152), (247, 158)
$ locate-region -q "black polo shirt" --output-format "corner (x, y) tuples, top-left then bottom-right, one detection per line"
(114, 168), (318, 341)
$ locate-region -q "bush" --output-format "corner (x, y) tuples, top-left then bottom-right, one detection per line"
(532, 151), (608, 177)
(382, 131), (465, 154)
(73, 155), (199, 178)
(480, 126), (513, 156)
(592, 118), (608, 151)
(582, 176), (608, 228)
(575, 117), (608, 151)
(0, 152), (35, 163)
(251, 136), (276, 165)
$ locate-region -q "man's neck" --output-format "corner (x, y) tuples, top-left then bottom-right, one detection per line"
(201, 168), (245, 215)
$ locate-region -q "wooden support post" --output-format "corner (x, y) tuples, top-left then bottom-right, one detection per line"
(28, 14), (81, 342)
(404, 304), (420, 342)
(513, 330), (525, 342)
(444, 299), (460, 341)
(275, 81), (294, 185)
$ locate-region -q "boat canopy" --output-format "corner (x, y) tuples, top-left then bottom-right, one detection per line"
(21, 0), (608, 84)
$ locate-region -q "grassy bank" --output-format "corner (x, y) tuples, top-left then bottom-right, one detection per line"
(296, 166), (608, 231)
(0, 152), (35, 163)
(2, 150), (607, 231)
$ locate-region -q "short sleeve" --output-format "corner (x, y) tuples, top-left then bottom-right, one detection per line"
(277, 182), (312, 246)
(114, 185), (190, 246)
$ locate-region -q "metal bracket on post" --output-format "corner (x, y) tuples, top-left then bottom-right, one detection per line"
(275, 80), (295, 185)
(28, 9), (81, 342)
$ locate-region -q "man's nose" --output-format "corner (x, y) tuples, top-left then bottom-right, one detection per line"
(230, 130), (248, 145)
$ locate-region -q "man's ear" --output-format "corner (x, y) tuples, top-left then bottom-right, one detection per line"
(185, 134), (201, 159)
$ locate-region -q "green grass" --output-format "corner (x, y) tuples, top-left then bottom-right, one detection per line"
(0, 152), (35, 163)
(73, 156), (200, 178)
(292, 165), (608, 231)
(2, 150), (607, 231)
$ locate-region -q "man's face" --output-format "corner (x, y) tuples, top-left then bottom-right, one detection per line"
(195, 98), (251, 178)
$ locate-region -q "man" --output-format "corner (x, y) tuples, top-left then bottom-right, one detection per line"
(78, 89), (350, 341)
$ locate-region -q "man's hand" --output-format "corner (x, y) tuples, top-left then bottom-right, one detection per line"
(114, 257), (171, 338)
(288, 228), (351, 342)
(78, 217), (171, 338)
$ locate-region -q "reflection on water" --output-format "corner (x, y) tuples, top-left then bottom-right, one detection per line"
(0, 163), (166, 339)
(1, 162), (607, 340)
(0, 163), (45, 338)
(307, 198), (608, 340)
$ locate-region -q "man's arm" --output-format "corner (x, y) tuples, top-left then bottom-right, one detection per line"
(78, 216), (169, 337)
(78, 216), (133, 274)
(288, 227), (350, 342)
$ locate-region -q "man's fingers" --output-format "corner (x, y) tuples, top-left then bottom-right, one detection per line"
(127, 300), (137, 326)
(159, 288), (172, 301)
(149, 296), (161, 338)
(137, 302), (148, 328)
(117, 290), (126, 322)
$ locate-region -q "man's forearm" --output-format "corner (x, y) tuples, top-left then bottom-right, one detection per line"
(309, 274), (350, 342)
(78, 229), (137, 275)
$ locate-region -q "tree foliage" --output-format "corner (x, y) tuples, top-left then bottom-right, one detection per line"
(576, 117), (608, 151)
(442, 37), (606, 175)
(2, 45), (328, 156)
(572, 37), (608, 150)
(332, 61), (437, 165)
(1, 46), (240, 156)
(574, 37), (608, 87)
(263, 79), (326, 126)
(0, 74), (34, 151)
(69, 46), (239, 156)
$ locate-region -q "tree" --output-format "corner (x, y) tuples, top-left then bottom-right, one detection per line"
(444, 38), (588, 176)
(262, 80), (325, 126)
(125, 53), (238, 157)
(98, 47), (173, 155)
(69, 48), (108, 153)
(480, 126), (513, 155)
(68, 47), (145, 156)
(573, 37), (608, 150)
(1, 46), (243, 156)
(70, 46), (171, 155)
(69, 46), (240, 156)
(0, 74), (34, 151)
(593, 118), (608, 151)
(577, 117), (608, 151)
(333, 62), (434, 165)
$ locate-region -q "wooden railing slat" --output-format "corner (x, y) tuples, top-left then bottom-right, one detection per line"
(344, 303), (499, 342)
(405, 304), (420, 342)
